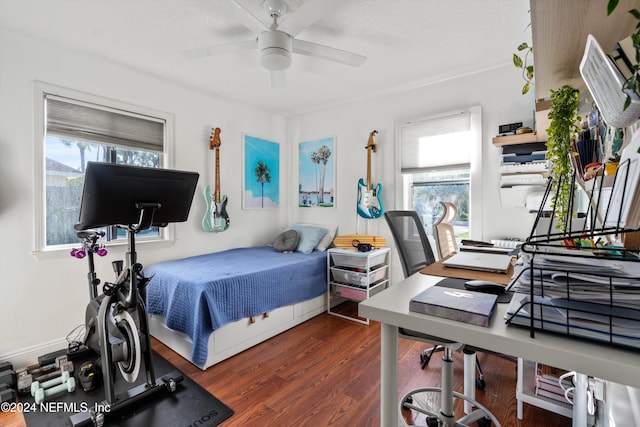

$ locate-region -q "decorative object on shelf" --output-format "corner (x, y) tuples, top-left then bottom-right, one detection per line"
(545, 85), (581, 231)
(513, 41), (534, 94)
(607, 0), (640, 111)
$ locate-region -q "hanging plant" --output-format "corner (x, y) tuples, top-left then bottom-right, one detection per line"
(546, 85), (581, 232)
(513, 42), (534, 94)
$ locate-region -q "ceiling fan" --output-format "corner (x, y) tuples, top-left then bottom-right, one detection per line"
(181, 0), (367, 87)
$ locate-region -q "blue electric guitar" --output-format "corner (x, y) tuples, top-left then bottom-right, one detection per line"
(202, 127), (230, 232)
(357, 130), (384, 218)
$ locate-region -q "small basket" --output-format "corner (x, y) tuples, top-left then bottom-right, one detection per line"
(580, 34), (640, 128)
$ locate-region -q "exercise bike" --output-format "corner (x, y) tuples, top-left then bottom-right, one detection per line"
(68, 162), (199, 427)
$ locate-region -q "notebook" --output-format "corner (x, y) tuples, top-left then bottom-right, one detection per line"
(442, 251), (512, 274)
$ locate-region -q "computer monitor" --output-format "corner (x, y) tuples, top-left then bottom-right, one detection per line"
(76, 162), (199, 230)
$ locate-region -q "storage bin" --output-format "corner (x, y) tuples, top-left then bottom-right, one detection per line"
(330, 265), (388, 286)
(330, 250), (387, 269)
(334, 282), (385, 302)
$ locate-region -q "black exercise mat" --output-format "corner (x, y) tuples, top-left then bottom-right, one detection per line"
(21, 351), (234, 427)
(436, 277), (513, 304)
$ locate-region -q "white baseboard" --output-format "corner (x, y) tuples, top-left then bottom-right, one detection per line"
(0, 337), (69, 369)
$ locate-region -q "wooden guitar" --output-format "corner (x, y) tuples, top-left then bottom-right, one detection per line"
(357, 130), (384, 218)
(202, 127), (230, 232)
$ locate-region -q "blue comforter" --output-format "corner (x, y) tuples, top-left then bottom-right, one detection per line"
(144, 246), (327, 366)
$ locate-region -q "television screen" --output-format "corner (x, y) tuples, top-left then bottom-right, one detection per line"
(76, 162), (199, 230)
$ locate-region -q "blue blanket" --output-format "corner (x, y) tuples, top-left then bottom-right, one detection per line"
(144, 247), (327, 366)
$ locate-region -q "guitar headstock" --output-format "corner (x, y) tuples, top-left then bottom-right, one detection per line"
(366, 130), (378, 153)
(209, 127), (222, 150)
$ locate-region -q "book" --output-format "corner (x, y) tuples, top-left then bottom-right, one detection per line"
(409, 285), (498, 327)
(534, 385), (572, 404)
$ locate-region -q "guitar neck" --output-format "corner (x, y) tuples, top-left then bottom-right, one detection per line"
(366, 148), (372, 190)
(214, 147), (221, 202)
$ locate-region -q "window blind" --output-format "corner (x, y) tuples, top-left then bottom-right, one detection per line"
(45, 95), (164, 152)
(400, 112), (472, 172)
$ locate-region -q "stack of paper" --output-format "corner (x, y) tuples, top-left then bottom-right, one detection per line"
(505, 247), (640, 348)
(499, 142), (549, 189)
(535, 363), (572, 404)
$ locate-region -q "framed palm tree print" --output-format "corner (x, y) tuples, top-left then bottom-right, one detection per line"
(242, 134), (280, 209)
(298, 136), (335, 208)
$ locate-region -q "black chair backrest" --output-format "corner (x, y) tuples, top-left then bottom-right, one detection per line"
(384, 210), (436, 278)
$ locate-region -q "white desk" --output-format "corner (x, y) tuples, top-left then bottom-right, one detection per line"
(358, 272), (640, 426)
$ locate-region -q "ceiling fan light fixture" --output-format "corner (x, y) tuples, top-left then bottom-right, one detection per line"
(258, 30), (293, 71)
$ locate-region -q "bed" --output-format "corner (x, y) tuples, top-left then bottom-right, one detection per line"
(144, 246), (328, 369)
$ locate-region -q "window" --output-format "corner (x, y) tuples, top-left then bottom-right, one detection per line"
(409, 167), (470, 238)
(35, 83), (172, 251)
(397, 106), (482, 243)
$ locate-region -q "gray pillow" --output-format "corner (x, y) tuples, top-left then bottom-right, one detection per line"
(273, 230), (299, 253)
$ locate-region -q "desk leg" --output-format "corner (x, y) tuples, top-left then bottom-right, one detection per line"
(381, 323), (399, 427)
(463, 351), (476, 414)
(573, 373), (588, 427)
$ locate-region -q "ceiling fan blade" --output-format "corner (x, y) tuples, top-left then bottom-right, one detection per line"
(292, 39), (366, 67)
(226, 0), (268, 34)
(278, 0), (342, 37)
(181, 39), (257, 59)
(270, 70), (286, 88)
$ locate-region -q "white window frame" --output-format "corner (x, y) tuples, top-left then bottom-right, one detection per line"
(394, 105), (483, 240)
(33, 82), (176, 256)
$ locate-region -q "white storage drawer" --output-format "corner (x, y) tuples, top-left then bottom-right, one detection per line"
(330, 250), (387, 269)
(330, 265), (388, 287)
(333, 282), (386, 302)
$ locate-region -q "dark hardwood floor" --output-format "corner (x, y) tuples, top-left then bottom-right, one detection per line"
(158, 312), (570, 427)
(0, 312), (571, 427)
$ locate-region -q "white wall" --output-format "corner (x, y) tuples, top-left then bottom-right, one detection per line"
(0, 28), (289, 365)
(0, 27), (537, 365)
(290, 65), (537, 283)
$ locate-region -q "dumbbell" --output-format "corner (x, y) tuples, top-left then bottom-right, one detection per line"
(0, 361), (15, 389)
(0, 382), (17, 404)
(0, 362), (17, 404)
(34, 377), (75, 405)
(31, 371), (71, 397)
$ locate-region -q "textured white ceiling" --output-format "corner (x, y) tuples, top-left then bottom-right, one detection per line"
(0, 0), (532, 115)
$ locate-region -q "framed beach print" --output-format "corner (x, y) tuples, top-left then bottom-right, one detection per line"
(243, 134), (280, 209)
(298, 136), (335, 208)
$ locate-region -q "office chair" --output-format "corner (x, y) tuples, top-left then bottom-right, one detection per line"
(433, 201), (459, 259)
(384, 210), (499, 426)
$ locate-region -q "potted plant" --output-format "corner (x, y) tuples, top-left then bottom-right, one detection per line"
(605, 128), (624, 174)
(545, 85), (581, 232)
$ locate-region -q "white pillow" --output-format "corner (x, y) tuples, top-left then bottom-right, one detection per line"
(287, 224), (327, 254)
(291, 222), (338, 251)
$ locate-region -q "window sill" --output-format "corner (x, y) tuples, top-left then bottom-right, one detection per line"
(31, 238), (176, 261)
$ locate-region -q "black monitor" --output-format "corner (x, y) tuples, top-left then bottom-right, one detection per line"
(76, 162), (199, 230)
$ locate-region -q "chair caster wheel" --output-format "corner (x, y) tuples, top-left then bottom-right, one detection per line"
(402, 395), (413, 408)
(420, 353), (432, 365)
(477, 416), (492, 427)
(426, 416), (439, 427)
(476, 378), (486, 389)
